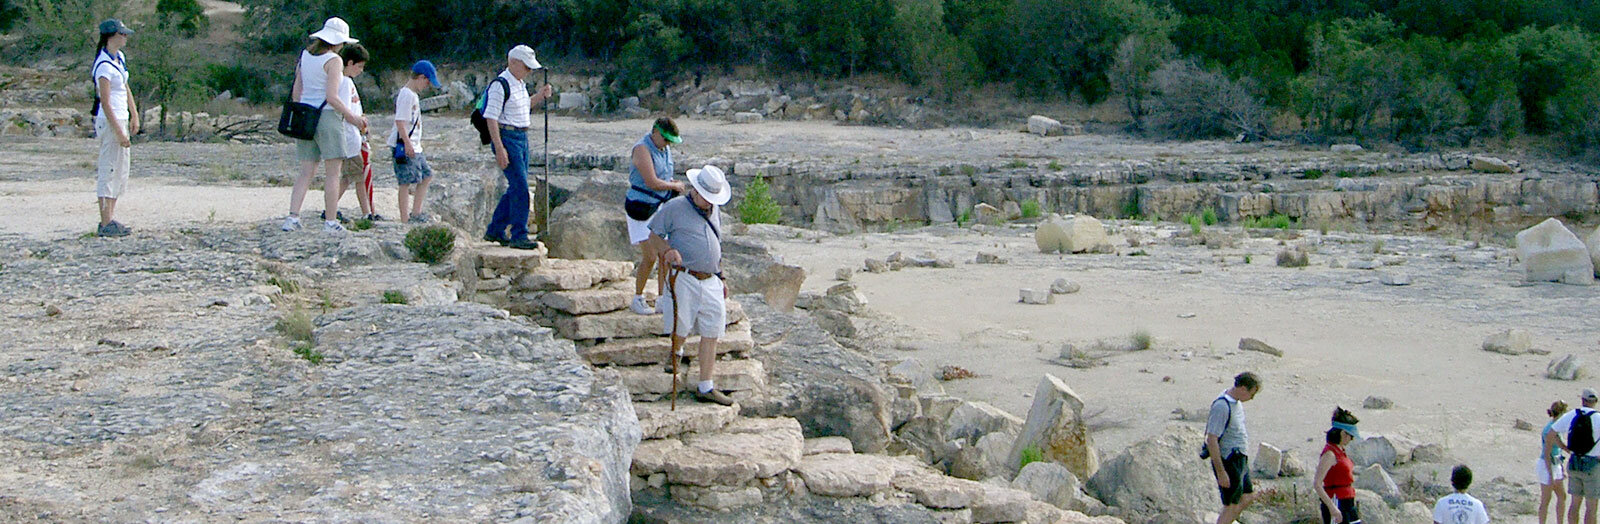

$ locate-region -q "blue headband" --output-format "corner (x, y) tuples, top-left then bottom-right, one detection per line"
(1332, 422), (1360, 440)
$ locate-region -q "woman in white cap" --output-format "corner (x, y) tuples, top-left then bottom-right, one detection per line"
(91, 18), (139, 237)
(283, 17), (366, 233)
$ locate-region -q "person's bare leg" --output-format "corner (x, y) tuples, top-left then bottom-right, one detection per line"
(1557, 481), (1567, 524)
(411, 177), (431, 218)
(1547, 485), (1557, 524)
(1585, 497), (1597, 524)
(1569, 495), (1582, 524)
(98, 197), (116, 226)
(355, 176), (373, 216)
(397, 185), (412, 222)
(321, 159), (342, 221)
(1215, 503), (1244, 524)
(634, 243), (656, 296)
(289, 160), (318, 214)
(697, 336), (719, 383)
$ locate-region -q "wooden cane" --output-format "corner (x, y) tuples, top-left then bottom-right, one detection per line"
(667, 266), (681, 411)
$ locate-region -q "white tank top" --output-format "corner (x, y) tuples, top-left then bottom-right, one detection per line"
(297, 50), (338, 107)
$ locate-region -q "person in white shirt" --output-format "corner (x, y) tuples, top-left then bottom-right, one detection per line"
(283, 17), (366, 234)
(1554, 388), (1600, 524)
(1433, 465), (1491, 524)
(91, 19), (139, 237)
(333, 43), (376, 222)
(481, 45), (552, 250)
(391, 60), (441, 223)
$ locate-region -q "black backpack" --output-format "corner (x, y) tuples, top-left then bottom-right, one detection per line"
(469, 76), (512, 145)
(1572, 408), (1597, 456)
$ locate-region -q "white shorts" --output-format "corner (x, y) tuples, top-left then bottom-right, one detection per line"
(660, 272), (726, 339)
(95, 115), (131, 199)
(1539, 458), (1568, 485)
(627, 216), (653, 245)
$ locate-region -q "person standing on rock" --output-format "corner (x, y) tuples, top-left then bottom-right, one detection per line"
(644, 164), (734, 406)
(333, 43), (375, 223)
(1206, 371), (1262, 524)
(1543, 400), (1572, 524)
(625, 117), (686, 315)
(1433, 465), (1491, 524)
(391, 60), (441, 224)
(283, 17), (364, 234)
(481, 45), (553, 250)
(91, 19), (139, 237)
(1552, 388), (1600, 524)
(1314, 407), (1362, 524)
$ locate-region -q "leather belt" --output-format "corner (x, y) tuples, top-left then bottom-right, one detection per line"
(498, 124), (527, 131)
(675, 267), (715, 280)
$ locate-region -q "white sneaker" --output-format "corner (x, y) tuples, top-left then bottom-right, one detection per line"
(323, 220), (347, 234)
(629, 295), (655, 315)
(280, 216), (301, 231)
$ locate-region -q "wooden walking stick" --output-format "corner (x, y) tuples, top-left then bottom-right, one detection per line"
(666, 266), (682, 411)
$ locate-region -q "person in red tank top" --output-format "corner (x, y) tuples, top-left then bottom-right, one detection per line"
(1315, 407), (1362, 524)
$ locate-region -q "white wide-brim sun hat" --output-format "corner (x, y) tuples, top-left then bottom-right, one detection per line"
(310, 17), (358, 45)
(687, 165), (731, 206)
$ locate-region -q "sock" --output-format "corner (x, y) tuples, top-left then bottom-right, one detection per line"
(698, 380), (714, 394)
(325, 220), (338, 226)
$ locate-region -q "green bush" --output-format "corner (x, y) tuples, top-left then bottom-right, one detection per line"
(1129, 328), (1153, 351)
(1243, 214), (1295, 230)
(737, 176), (783, 225)
(276, 308), (314, 344)
(156, 0), (207, 36)
(13, 0), (123, 56)
(1018, 445), (1044, 469)
(1201, 208), (1218, 225)
(381, 290), (408, 304)
(1020, 199), (1042, 219)
(202, 63), (282, 106)
(404, 225), (456, 264)
(889, 0), (982, 101)
(1184, 214), (1203, 235)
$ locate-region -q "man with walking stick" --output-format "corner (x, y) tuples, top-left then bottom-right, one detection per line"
(482, 45), (552, 250)
(644, 165), (735, 406)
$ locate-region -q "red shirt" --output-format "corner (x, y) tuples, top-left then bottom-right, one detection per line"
(1321, 443), (1356, 499)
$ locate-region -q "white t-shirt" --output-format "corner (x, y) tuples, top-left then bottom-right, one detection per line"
(1553, 408), (1600, 457)
(339, 76), (363, 154)
(388, 86), (422, 152)
(480, 69), (530, 128)
(1432, 493), (1489, 524)
(92, 49), (129, 120)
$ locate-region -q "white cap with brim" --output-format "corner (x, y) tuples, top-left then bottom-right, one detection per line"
(509, 45), (542, 70)
(1584, 388), (1598, 402)
(687, 165), (731, 206)
(310, 17), (358, 45)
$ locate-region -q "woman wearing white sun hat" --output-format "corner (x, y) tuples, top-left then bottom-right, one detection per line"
(282, 17), (367, 234)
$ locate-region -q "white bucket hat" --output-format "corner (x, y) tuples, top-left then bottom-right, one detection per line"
(310, 17), (358, 45)
(687, 165), (731, 206)
(509, 45), (543, 70)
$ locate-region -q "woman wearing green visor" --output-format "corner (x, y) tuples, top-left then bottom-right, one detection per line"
(625, 118), (687, 315)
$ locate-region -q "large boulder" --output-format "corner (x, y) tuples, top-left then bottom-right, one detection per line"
(950, 431), (1015, 481)
(1470, 156), (1515, 173)
(1007, 374), (1098, 480)
(1355, 464), (1400, 502)
(737, 295), (896, 453)
(1028, 115), (1065, 137)
(946, 401), (1024, 445)
(1087, 427), (1214, 518)
(548, 198), (634, 261)
(1035, 214), (1107, 254)
(1482, 329), (1533, 355)
(1011, 461), (1102, 513)
(1516, 218), (1594, 285)
(722, 237), (807, 311)
(1347, 436), (1399, 469)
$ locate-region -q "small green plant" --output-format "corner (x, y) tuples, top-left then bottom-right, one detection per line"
(275, 309), (314, 344)
(959, 165), (978, 176)
(1020, 200), (1042, 219)
(1368, 239), (1385, 254)
(405, 225), (456, 264)
(1243, 214), (1295, 230)
(292, 342), (325, 365)
(381, 290), (408, 304)
(1183, 214), (1203, 235)
(1129, 329), (1153, 351)
(1302, 169), (1325, 180)
(79, 231), (98, 240)
(737, 176), (783, 225)
(957, 210), (973, 227)
(1243, 254), (1252, 264)
(1335, 170), (1358, 178)
(1005, 159), (1030, 169)
(267, 276), (299, 294)
(1047, 160), (1063, 171)
(1201, 208), (1218, 225)
(1128, 249), (1149, 256)
(350, 218), (374, 231)
(1018, 445), (1045, 469)
(318, 290), (337, 314)
(1121, 193), (1142, 219)
(207, 208), (217, 223)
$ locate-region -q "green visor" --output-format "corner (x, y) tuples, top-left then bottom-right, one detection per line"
(657, 126), (682, 144)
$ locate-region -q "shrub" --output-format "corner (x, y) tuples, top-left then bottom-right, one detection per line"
(1546, 70), (1600, 156)
(1128, 329), (1153, 351)
(1243, 214), (1295, 229)
(1110, 33), (1176, 130)
(381, 290), (408, 304)
(156, 0), (207, 36)
(1302, 169), (1325, 179)
(1006, 159), (1030, 169)
(267, 276), (299, 294)
(1183, 213), (1203, 235)
(349, 218), (374, 231)
(1150, 59), (1270, 140)
(957, 210), (973, 227)
(737, 176), (783, 225)
(1201, 208), (1218, 225)
(275, 308), (314, 344)
(1276, 248), (1309, 267)
(291, 343), (324, 364)
(12, 0), (123, 56)
(1020, 199), (1042, 219)
(890, 0), (983, 101)
(615, 13), (693, 94)
(1047, 160), (1063, 171)
(1018, 445), (1045, 469)
(404, 225), (456, 264)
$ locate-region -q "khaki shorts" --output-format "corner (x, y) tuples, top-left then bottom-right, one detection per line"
(1570, 458), (1600, 498)
(95, 115), (130, 198)
(340, 153), (365, 185)
(294, 109), (353, 162)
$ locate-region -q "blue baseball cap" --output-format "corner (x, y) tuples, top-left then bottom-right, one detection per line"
(99, 19), (133, 35)
(411, 60), (440, 89)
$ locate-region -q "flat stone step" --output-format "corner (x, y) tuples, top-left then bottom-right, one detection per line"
(474, 245), (547, 272)
(513, 259), (633, 291)
(618, 359), (765, 399)
(552, 301), (746, 340)
(540, 287), (634, 315)
(579, 322), (753, 366)
(631, 417), (803, 487)
(793, 453), (896, 498)
(635, 400), (739, 440)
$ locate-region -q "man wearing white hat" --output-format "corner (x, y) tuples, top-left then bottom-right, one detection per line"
(482, 44), (554, 250)
(644, 165), (734, 406)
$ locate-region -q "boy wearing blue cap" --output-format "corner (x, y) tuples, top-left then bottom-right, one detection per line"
(391, 60), (440, 223)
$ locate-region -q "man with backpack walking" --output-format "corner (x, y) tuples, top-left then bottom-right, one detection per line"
(480, 45), (552, 250)
(1552, 388), (1600, 524)
(1205, 372), (1262, 524)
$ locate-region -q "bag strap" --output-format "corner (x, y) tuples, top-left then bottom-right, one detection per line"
(693, 200), (720, 240)
(1211, 396), (1232, 437)
(630, 184), (673, 203)
(494, 77), (511, 114)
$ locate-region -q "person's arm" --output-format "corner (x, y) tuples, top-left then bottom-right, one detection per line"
(125, 83), (139, 136)
(632, 145), (686, 193)
(531, 83), (552, 107)
(1206, 433), (1229, 488)
(1313, 451), (1340, 522)
(646, 233), (676, 266)
(291, 60), (302, 102)
(1205, 399), (1230, 488)
(322, 59), (364, 132)
(97, 77), (129, 148)
(485, 82), (508, 169)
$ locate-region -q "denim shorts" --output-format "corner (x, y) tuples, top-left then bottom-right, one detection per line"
(395, 152), (432, 185)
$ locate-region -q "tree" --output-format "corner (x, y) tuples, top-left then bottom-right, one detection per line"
(1149, 59), (1268, 140)
(1109, 33), (1175, 131)
(889, 0), (981, 101)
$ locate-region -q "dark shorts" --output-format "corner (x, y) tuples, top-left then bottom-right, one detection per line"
(395, 152), (432, 185)
(1320, 497), (1361, 524)
(1217, 451), (1254, 506)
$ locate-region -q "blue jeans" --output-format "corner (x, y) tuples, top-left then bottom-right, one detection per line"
(486, 128), (529, 242)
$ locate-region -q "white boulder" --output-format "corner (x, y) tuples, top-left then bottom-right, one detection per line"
(1516, 218), (1594, 285)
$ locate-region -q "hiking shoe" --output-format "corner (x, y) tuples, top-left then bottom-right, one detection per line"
(407, 214), (431, 224)
(694, 388), (735, 406)
(482, 233), (508, 246)
(366, 213), (386, 221)
(96, 222), (130, 237)
(322, 221), (347, 234)
(662, 353), (691, 374)
(630, 296), (656, 315)
(280, 216), (302, 231)
(506, 239), (540, 250)
(335, 210), (350, 224)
